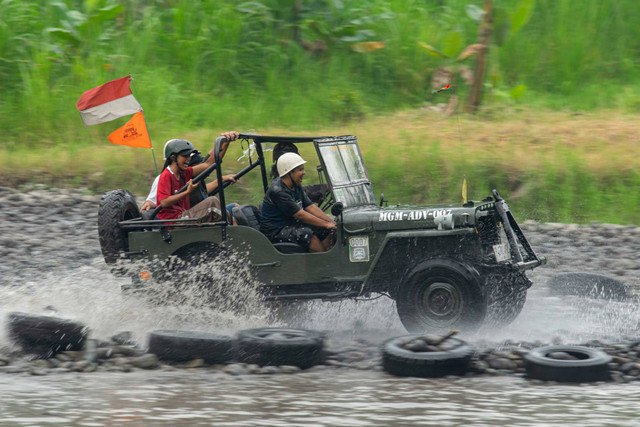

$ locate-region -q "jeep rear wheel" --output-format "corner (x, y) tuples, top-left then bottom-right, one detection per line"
(396, 259), (486, 333)
(98, 189), (140, 266)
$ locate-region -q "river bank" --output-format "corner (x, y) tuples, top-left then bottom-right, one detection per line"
(1, 185), (639, 369)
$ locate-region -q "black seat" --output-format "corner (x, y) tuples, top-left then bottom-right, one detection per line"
(232, 205), (261, 231)
(232, 205), (306, 254)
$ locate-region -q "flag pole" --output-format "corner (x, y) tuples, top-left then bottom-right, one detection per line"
(129, 75), (158, 175)
(141, 110), (158, 175)
(150, 146), (159, 175)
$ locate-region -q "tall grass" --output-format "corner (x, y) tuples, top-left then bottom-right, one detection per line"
(2, 0), (640, 145)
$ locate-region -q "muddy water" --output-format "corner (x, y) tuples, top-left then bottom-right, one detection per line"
(1, 187), (640, 426)
(1, 266), (640, 426)
(1, 370), (640, 426)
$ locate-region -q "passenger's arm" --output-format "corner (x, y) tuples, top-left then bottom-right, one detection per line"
(159, 180), (198, 208)
(192, 131), (239, 175)
(205, 175), (237, 194)
(141, 200), (156, 211)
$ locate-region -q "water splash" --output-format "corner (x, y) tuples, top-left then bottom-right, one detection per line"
(472, 271), (640, 345)
(1, 257), (638, 351)
(0, 252), (271, 349)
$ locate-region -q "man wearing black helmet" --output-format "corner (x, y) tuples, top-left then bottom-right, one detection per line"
(156, 131), (239, 222)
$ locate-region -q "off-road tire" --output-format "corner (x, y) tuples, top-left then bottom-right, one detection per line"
(524, 345), (612, 382)
(485, 272), (530, 327)
(382, 336), (474, 377)
(236, 327), (325, 369)
(486, 288), (527, 327)
(267, 300), (312, 326)
(98, 189), (140, 265)
(147, 330), (234, 364)
(8, 312), (89, 358)
(396, 259), (486, 333)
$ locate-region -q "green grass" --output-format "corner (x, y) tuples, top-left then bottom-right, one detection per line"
(2, 109), (638, 225)
(2, 0), (640, 146)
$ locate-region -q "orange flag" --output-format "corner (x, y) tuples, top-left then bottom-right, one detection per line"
(107, 111), (151, 148)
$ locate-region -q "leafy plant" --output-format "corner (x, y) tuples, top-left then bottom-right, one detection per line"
(44, 0), (124, 60)
(419, 0), (536, 112)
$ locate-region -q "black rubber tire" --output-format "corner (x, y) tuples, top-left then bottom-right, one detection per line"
(485, 272), (530, 327)
(547, 272), (630, 301)
(7, 312), (89, 358)
(98, 189), (141, 265)
(147, 330), (234, 364)
(396, 259), (486, 333)
(524, 345), (612, 382)
(267, 300), (312, 326)
(236, 327), (325, 369)
(382, 335), (474, 377)
(487, 288), (526, 326)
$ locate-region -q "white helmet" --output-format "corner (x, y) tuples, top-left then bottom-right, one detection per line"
(277, 152), (307, 177)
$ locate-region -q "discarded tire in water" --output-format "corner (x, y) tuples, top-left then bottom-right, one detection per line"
(7, 312), (89, 358)
(547, 272), (629, 301)
(236, 327), (325, 369)
(524, 345), (612, 382)
(147, 330), (234, 364)
(382, 334), (474, 377)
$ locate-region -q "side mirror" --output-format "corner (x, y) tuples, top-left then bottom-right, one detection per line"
(331, 202), (344, 217)
(379, 193), (387, 207)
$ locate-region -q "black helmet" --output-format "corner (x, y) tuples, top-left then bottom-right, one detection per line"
(188, 150), (205, 166)
(272, 142), (299, 163)
(271, 142), (300, 179)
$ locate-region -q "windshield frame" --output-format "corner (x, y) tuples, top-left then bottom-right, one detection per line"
(314, 136), (376, 208)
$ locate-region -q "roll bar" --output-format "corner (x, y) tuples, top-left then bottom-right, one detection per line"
(130, 133), (333, 225)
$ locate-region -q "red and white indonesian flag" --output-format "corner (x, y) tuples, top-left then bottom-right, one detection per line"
(76, 76), (142, 126)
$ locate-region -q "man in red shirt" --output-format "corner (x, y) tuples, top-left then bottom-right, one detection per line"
(157, 131), (238, 222)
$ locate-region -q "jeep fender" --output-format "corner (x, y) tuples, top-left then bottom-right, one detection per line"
(361, 228), (479, 297)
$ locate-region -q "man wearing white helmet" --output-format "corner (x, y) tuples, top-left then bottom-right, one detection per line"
(260, 152), (336, 252)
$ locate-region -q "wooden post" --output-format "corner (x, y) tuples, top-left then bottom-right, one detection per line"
(292, 0), (302, 44)
(466, 0), (493, 113)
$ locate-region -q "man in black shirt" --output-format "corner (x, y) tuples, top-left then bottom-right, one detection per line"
(260, 152), (336, 252)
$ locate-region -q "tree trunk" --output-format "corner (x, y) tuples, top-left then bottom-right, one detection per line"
(466, 0), (493, 113)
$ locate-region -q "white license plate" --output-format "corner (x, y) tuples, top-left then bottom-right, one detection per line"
(493, 242), (511, 262)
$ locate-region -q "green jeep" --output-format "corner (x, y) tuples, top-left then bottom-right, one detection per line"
(98, 134), (545, 333)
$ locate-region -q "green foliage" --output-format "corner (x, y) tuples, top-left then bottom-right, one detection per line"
(0, 0), (638, 224)
(2, 0), (640, 144)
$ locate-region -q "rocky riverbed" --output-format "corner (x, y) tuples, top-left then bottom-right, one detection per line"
(0, 186), (639, 382)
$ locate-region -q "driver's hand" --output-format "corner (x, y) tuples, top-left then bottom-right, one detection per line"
(325, 222), (337, 230)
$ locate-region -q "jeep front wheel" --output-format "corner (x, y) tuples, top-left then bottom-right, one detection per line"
(395, 259), (486, 333)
